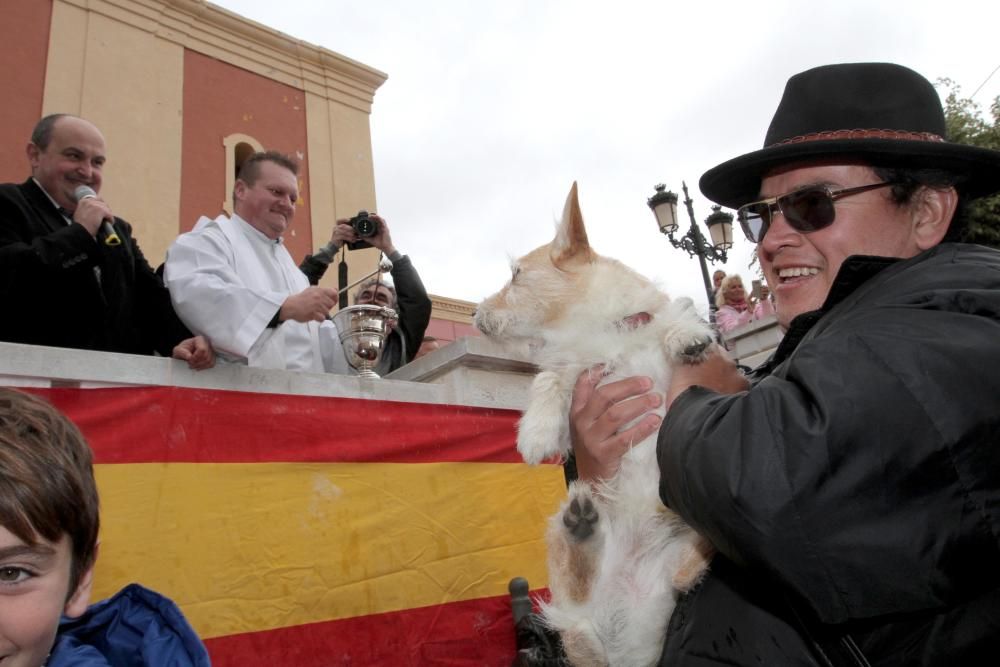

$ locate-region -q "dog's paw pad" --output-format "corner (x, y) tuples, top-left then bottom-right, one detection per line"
(562, 496), (599, 541)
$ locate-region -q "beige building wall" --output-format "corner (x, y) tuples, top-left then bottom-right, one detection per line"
(44, 0), (186, 256)
(304, 92), (382, 292)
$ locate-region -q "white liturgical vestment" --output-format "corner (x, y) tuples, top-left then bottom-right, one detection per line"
(164, 214), (349, 373)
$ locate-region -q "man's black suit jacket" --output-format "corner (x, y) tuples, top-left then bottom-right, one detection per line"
(0, 179), (190, 355)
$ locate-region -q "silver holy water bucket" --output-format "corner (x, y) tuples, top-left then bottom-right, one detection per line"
(332, 304), (398, 379)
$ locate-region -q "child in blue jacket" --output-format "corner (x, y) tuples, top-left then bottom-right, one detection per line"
(0, 388), (209, 666)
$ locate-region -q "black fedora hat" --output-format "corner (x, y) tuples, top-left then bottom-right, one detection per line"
(699, 62), (1000, 209)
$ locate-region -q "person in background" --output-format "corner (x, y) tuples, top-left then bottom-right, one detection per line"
(352, 267), (431, 374)
(714, 274), (774, 333)
(711, 269), (726, 299)
(0, 387), (209, 666)
(413, 335), (441, 360)
(569, 62), (1000, 665)
(0, 114), (213, 369)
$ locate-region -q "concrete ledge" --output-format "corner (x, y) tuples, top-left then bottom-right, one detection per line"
(722, 315), (783, 368)
(386, 337), (537, 410)
(0, 339), (536, 411)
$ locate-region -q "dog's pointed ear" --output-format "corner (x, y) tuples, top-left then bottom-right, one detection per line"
(552, 182), (595, 265)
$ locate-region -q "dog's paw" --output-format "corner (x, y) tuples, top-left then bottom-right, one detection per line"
(547, 483), (605, 605)
(517, 371), (571, 464)
(517, 407), (568, 464)
(678, 337), (713, 363)
(664, 328), (714, 364)
(562, 494), (600, 541)
(662, 300), (715, 364)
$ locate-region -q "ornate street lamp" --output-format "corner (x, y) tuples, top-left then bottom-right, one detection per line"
(647, 182), (733, 321)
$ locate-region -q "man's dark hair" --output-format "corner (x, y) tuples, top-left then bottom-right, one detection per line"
(0, 389), (100, 595)
(237, 151), (299, 186)
(872, 165), (970, 241)
(30, 114), (72, 149)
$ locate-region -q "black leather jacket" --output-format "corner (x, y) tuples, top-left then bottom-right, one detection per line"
(658, 244), (1000, 666)
(0, 179), (191, 355)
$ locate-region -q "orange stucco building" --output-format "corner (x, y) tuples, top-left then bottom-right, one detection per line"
(0, 0), (478, 341)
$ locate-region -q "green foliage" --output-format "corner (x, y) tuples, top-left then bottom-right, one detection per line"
(938, 78), (1000, 248)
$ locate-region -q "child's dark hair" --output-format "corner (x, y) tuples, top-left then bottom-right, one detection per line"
(0, 389), (100, 594)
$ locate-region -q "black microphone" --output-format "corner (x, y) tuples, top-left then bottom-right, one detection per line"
(72, 185), (121, 247)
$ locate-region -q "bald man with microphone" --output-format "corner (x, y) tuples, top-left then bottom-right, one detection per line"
(0, 113), (213, 368)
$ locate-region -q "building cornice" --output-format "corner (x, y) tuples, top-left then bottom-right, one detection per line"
(429, 295), (476, 324)
(61, 0), (387, 112)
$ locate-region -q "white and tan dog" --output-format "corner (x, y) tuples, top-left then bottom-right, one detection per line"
(475, 183), (715, 666)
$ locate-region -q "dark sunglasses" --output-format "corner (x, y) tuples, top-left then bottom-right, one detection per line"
(737, 181), (897, 243)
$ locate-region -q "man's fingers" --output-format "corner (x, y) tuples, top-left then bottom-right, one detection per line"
(574, 375), (655, 424)
(611, 413), (663, 450)
(593, 392), (662, 439)
(570, 365), (605, 414)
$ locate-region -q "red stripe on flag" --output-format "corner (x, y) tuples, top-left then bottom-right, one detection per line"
(27, 387), (523, 464)
(203, 593), (535, 667)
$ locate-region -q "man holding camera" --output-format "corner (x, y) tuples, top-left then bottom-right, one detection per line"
(300, 212), (432, 374)
(163, 150), (349, 373)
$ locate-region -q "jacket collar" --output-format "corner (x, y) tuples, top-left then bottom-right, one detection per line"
(753, 254), (900, 378)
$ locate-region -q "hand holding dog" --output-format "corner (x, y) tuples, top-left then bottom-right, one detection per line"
(570, 345), (748, 483)
(569, 367), (664, 483)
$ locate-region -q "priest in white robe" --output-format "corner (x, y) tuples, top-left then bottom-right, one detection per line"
(164, 151), (349, 374)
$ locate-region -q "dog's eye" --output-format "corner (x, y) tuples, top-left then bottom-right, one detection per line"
(510, 266), (521, 282)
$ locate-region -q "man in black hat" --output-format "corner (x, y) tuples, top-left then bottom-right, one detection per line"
(569, 63), (1000, 665)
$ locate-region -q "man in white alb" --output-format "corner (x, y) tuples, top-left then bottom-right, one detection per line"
(164, 151), (348, 373)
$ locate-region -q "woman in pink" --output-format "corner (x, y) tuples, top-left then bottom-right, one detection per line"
(715, 274), (774, 333)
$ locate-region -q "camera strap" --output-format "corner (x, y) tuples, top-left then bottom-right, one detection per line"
(338, 246), (349, 310)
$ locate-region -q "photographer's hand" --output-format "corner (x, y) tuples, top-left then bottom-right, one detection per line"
(329, 221), (356, 249)
(367, 215), (397, 256)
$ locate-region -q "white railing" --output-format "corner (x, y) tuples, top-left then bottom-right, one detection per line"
(721, 314), (783, 368)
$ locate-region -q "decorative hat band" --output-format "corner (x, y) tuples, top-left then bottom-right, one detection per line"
(772, 128), (946, 147)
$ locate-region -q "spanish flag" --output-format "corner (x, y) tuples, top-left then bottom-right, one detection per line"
(34, 386), (565, 666)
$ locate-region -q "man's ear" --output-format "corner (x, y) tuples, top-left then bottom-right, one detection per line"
(233, 179), (248, 204)
(912, 185), (958, 250)
(26, 142), (41, 171)
(64, 544), (98, 618)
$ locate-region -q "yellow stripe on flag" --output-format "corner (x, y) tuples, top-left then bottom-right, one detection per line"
(94, 461), (565, 639)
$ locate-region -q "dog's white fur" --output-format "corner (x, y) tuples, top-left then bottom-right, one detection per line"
(475, 184), (714, 667)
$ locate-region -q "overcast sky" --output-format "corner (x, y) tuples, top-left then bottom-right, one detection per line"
(213, 0), (1000, 313)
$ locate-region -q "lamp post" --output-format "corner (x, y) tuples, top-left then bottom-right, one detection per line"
(647, 182), (733, 322)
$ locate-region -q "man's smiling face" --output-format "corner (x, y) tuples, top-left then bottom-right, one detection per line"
(27, 116), (106, 213)
(756, 162), (923, 329)
(234, 160), (299, 240)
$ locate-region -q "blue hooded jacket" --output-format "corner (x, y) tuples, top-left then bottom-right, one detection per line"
(49, 584), (210, 666)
